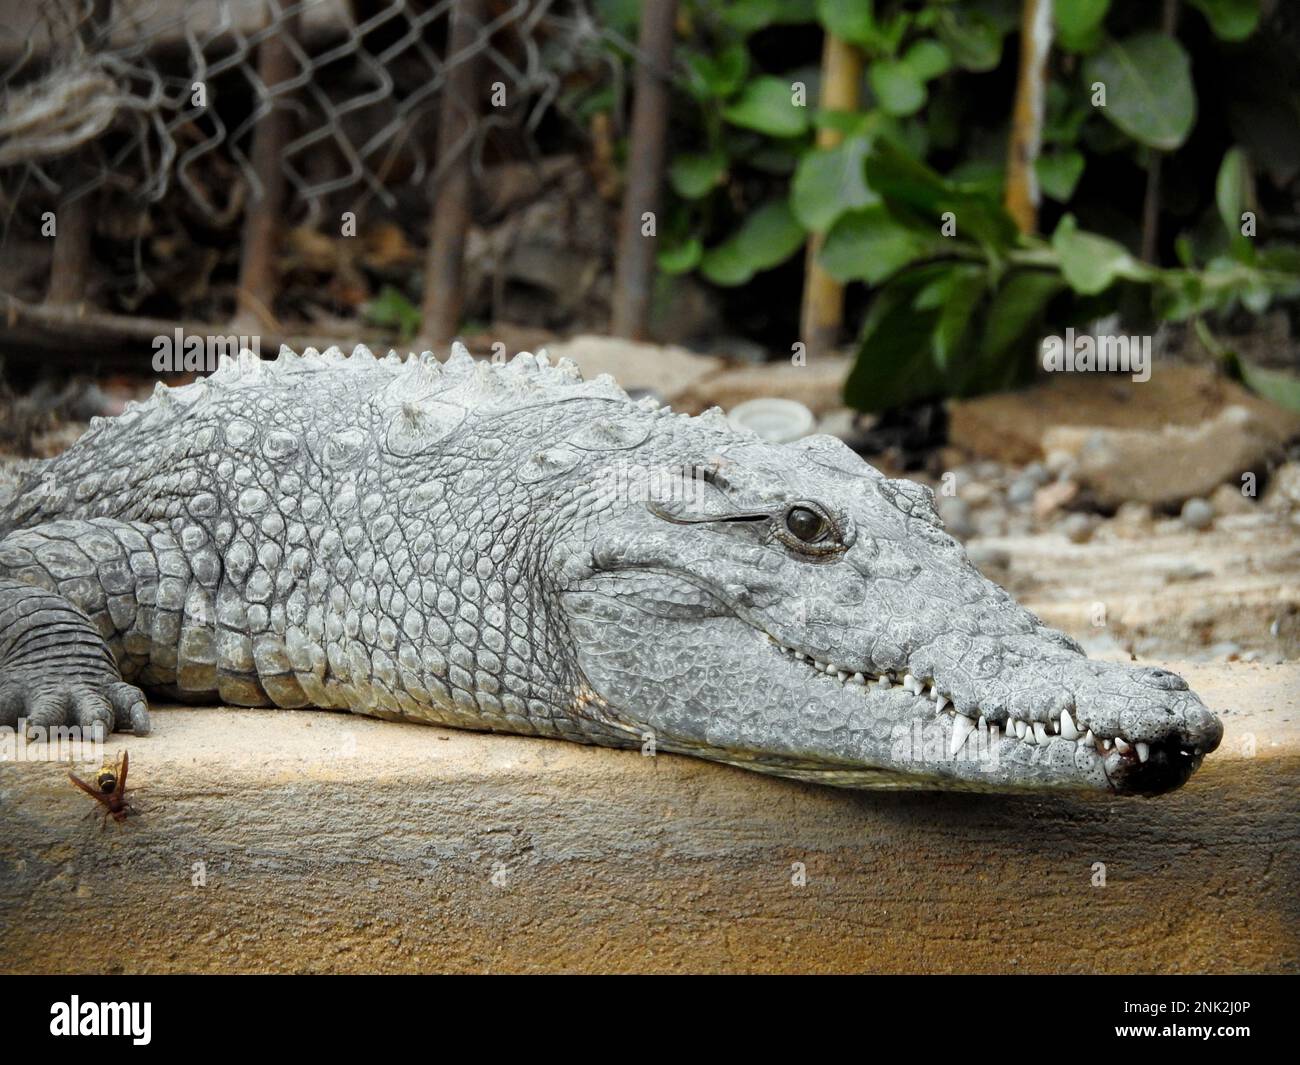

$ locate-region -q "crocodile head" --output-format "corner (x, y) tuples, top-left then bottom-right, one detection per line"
(559, 430), (1222, 795)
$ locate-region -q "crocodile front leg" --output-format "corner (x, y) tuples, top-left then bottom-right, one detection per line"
(0, 516), (222, 736)
(0, 576), (149, 736)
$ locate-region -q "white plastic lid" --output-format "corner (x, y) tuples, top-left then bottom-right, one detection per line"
(727, 398), (816, 443)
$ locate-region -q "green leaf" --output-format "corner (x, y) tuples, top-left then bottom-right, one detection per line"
(862, 137), (1019, 256)
(1084, 33), (1196, 150)
(902, 38), (951, 82)
(364, 285), (421, 340)
(1036, 149), (1086, 202)
(936, 9), (1003, 72)
(819, 206), (939, 284)
(1186, 0), (1260, 42)
(929, 265), (986, 370)
(870, 59), (926, 116)
(1234, 355), (1300, 413)
(684, 44), (750, 100)
(1051, 214), (1152, 294)
(722, 76), (811, 137)
(791, 135), (877, 233)
(1215, 146), (1250, 243)
(657, 237), (702, 276)
(1056, 0), (1109, 53)
(979, 271), (1065, 360)
(699, 200), (806, 286)
(669, 150), (727, 199)
(723, 0), (817, 35)
(817, 0), (909, 54)
(845, 264), (951, 412)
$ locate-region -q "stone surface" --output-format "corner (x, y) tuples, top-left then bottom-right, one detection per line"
(542, 334), (724, 404)
(0, 659), (1294, 975)
(949, 364), (1300, 467)
(1044, 405), (1287, 508)
(675, 354), (852, 416)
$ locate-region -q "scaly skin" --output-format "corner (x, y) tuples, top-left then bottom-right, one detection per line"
(0, 345), (1222, 794)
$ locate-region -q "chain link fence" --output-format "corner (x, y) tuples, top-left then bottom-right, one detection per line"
(0, 0), (634, 287)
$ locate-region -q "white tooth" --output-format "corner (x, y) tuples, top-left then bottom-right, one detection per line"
(875, 676), (891, 690)
(851, 673), (865, 685)
(1033, 722), (1048, 745)
(1059, 708), (1080, 740)
(1114, 737), (1131, 754)
(1082, 729), (1095, 746)
(1101, 738), (1112, 751)
(1136, 741), (1150, 763)
(903, 673), (916, 692)
(950, 714), (976, 756)
(836, 670), (848, 682)
(935, 693), (950, 713)
(794, 652), (807, 661)
(1014, 720), (1027, 739)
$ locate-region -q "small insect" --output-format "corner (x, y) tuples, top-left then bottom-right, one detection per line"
(68, 751), (142, 829)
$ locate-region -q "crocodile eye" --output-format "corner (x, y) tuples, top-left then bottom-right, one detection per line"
(785, 506), (828, 543)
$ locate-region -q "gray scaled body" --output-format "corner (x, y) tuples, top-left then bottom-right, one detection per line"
(0, 345), (1223, 794)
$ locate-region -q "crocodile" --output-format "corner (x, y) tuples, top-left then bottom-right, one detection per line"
(0, 344), (1222, 795)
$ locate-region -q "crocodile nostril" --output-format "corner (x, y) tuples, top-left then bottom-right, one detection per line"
(1133, 668), (1188, 692)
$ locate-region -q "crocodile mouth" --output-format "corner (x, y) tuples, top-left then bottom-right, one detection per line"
(762, 632), (1209, 792)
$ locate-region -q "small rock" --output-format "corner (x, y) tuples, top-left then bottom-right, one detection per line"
(1180, 497), (1214, 531)
(1264, 461), (1300, 512)
(1112, 501), (1153, 528)
(1059, 513), (1097, 544)
(1033, 479), (1079, 520)
(1020, 461), (1051, 488)
(1007, 478), (1036, 506)
(1209, 481), (1256, 516)
(1044, 448), (1077, 477)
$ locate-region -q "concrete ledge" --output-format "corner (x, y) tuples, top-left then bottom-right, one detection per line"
(1, 662), (1296, 974)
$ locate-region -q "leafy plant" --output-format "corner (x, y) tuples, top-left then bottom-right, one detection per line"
(614, 0), (1299, 411)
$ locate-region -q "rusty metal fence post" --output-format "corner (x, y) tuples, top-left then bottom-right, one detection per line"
(610, 0), (676, 341)
(418, 0), (486, 351)
(233, 3), (303, 332)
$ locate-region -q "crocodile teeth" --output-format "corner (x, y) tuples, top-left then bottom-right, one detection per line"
(1101, 738), (1113, 751)
(1013, 720), (1027, 739)
(875, 676), (891, 689)
(851, 673), (865, 685)
(1033, 722), (1048, 745)
(950, 714), (977, 756)
(1114, 737), (1131, 754)
(1135, 741), (1149, 763)
(1082, 729), (1095, 746)
(935, 693), (950, 713)
(1059, 708), (1079, 740)
(836, 670), (849, 682)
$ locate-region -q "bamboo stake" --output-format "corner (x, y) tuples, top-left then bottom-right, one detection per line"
(799, 31), (863, 357)
(1004, 0), (1054, 235)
